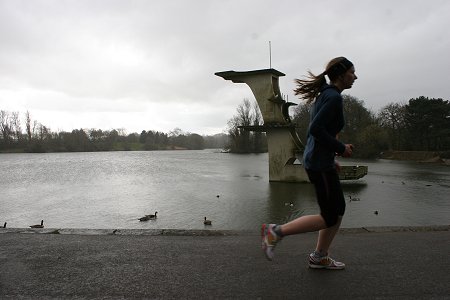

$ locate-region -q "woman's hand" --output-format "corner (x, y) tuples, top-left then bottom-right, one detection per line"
(341, 144), (354, 157)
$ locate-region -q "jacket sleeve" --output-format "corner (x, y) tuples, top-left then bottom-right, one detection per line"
(308, 95), (346, 155)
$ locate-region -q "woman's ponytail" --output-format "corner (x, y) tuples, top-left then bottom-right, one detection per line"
(293, 71), (327, 104)
(294, 57), (353, 104)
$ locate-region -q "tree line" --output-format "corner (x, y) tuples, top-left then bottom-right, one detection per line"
(0, 110), (228, 153)
(226, 96), (450, 158)
(2, 96), (448, 157)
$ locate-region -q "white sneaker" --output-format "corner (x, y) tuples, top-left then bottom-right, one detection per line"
(261, 224), (281, 261)
(309, 253), (345, 270)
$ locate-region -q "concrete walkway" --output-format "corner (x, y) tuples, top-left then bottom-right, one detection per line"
(1, 226), (449, 299)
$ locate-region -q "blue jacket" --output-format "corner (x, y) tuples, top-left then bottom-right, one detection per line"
(303, 84), (346, 171)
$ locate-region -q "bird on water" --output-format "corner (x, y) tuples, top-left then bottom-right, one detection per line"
(30, 220), (44, 228)
(139, 211), (157, 221)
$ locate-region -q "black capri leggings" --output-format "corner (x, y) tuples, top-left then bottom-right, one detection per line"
(306, 168), (346, 228)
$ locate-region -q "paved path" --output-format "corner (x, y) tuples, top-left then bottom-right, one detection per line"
(1, 227), (449, 299)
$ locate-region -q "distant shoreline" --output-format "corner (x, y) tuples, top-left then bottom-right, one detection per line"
(380, 150), (450, 165)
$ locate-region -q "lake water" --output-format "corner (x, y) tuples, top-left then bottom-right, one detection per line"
(1, 150), (449, 230)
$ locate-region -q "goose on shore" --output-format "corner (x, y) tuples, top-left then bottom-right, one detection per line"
(204, 217), (212, 225)
(30, 220), (44, 228)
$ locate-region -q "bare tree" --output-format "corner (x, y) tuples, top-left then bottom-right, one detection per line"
(25, 111), (32, 142)
(10, 111), (22, 142)
(378, 102), (406, 150)
(226, 98), (266, 153)
(252, 100), (265, 152)
(0, 110), (12, 145)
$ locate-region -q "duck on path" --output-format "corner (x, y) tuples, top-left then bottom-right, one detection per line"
(30, 220), (44, 228)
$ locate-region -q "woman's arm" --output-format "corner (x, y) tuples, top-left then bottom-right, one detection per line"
(309, 96), (346, 154)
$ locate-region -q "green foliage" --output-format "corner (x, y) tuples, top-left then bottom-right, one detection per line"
(140, 130), (169, 150)
(339, 95), (376, 147)
(403, 97), (450, 151)
(378, 102), (407, 150)
(378, 97), (450, 151)
(292, 95), (449, 158)
(354, 124), (389, 158)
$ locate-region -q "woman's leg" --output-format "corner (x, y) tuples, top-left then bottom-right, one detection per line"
(280, 214), (327, 236)
(313, 169), (345, 255)
(315, 216), (342, 254)
(279, 169), (332, 236)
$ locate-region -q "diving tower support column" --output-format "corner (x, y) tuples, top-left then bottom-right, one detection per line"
(215, 69), (309, 182)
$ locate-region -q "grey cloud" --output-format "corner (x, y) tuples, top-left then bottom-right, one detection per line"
(1, 0), (449, 134)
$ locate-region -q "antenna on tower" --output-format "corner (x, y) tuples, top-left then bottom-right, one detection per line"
(269, 41), (272, 69)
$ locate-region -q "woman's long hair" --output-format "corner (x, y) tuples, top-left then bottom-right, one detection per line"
(294, 57), (350, 104)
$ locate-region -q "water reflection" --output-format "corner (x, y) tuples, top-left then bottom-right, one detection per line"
(341, 181), (368, 198)
(266, 182), (317, 224)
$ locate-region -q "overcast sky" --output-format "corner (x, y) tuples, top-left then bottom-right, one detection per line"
(1, 0), (449, 135)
